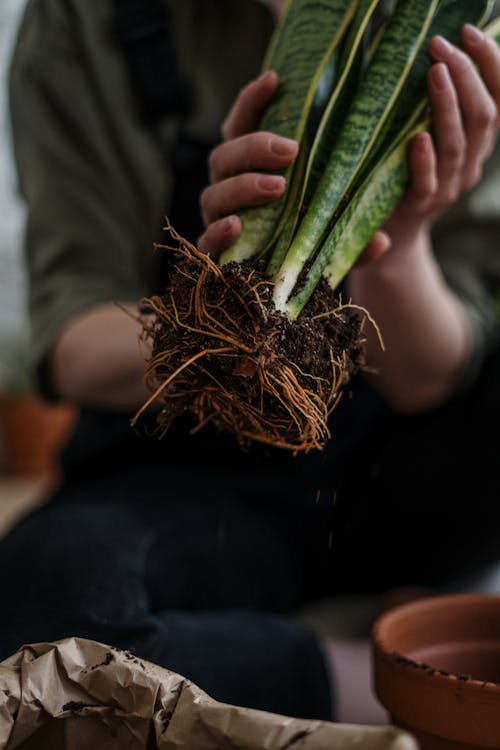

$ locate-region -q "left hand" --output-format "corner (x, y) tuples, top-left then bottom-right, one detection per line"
(198, 70), (298, 257)
(361, 23), (500, 265)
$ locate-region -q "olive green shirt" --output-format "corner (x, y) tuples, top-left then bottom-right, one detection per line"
(9, 0), (274, 394)
(9, 0), (500, 396)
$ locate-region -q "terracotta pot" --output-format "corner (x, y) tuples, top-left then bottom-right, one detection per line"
(372, 593), (500, 750)
(0, 396), (76, 478)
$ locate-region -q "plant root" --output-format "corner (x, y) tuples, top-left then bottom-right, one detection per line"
(133, 226), (367, 454)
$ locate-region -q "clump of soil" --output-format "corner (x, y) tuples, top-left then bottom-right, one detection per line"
(133, 230), (368, 453)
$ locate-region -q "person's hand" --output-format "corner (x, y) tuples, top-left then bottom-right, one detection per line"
(198, 70), (298, 256)
(361, 24), (500, 265)
(199, 25), (500, 264)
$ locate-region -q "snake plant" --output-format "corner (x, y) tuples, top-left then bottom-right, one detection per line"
(139, 0), (500, 453)
(221, 0), (499, 319)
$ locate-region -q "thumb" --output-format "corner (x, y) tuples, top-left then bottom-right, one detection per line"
(354, 231), (391, 268)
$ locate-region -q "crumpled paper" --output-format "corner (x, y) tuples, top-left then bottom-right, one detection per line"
(0, 638), (418, 749)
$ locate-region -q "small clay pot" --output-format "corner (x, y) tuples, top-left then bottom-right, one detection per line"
(0, 396), (76, 477)
(372, 593), (500, 750)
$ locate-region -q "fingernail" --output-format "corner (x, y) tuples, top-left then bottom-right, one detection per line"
(462, 24), (483, 46)
(223, 216), (237, 232)
(430, 35), (453, 60)
(258, 175), (286, 191)
(270, 137), (298, 157)
(259, 69), (278, 86)
(431, 63), (450, 91)
(415, 132), (431, 153)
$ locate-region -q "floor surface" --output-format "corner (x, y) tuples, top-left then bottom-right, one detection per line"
(0, 475), (49, 536)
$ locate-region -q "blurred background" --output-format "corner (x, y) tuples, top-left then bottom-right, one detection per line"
(0, 0), (26, 359)
(0, 0), (75, 527)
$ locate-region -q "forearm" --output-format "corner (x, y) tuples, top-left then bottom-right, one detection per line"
(347, 229), (470, 413)
(51, 303), (151, 411)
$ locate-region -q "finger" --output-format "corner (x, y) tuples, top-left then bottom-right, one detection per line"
(462, 24), (500, 125)
(427, 62), (466, 203)
(198, 215), (241, 259)
(200, 173), (286, 226)
(221, 70), (279, 141)
(429, 35), (497, 187)
(208, 132), (298, 183)
(406, 131), (438, 204)
(355, 231), (391, 268)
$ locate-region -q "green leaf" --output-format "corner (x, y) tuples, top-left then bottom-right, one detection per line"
(286, 118), (429, 318)
(273, 0), (440, 310)
(266, 0), (381, 278)
(220, 0), (359, 265)
(284, 0), (499, 317)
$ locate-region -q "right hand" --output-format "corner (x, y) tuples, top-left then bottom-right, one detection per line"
(198, 70), (299, 257)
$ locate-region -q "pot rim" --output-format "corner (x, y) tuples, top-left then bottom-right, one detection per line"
(372, 593), (500, 746)
(372, 592), (500, 692)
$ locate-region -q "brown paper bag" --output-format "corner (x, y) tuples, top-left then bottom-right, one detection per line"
(0, 638), (417, 749)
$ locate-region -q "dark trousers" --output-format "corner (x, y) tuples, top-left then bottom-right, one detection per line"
(0, 464), (334, 719)
(2, 345), (500, 719)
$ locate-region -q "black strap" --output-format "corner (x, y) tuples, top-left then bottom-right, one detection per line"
(114, 0), (192, 122)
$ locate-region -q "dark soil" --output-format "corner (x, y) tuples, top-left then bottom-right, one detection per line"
(135, 235), (367, 453)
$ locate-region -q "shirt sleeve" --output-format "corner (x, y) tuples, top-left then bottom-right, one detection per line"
(9, 0), (173, 396)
